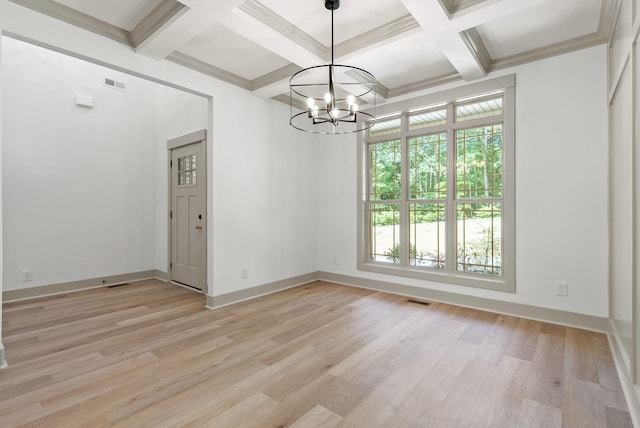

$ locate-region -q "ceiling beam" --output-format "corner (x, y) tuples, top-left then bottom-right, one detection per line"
(448, 0), (552, 32)
(135, 0), (245, 60)
(401, 0), (487, 80)
(219, 1), (326, 68)
(400, 0), (553, 81)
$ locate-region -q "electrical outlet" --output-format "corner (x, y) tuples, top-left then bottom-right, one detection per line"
(22, 270), (32, 282)
(332, 256), (340, 266)
(241, 267), (249, 279)
(555, 281), (568, 296)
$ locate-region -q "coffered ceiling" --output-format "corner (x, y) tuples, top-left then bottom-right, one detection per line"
(8, 0), (617, 104)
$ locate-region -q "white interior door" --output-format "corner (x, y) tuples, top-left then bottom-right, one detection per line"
(170, 136), (206, 291)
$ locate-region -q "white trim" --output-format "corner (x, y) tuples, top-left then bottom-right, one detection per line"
(2, 270), (167, 302)
(609, 324), (640, 427)
(204, 270), (608, 332)
(0, 343), (6, 369)
(129, 0), (186, 48)
(167, 129), (207, 150)
(359, 75), (516, 292)
(205, 272), (319, 309)
(319, 271), (608, 332)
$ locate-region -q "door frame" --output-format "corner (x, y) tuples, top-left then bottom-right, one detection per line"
(167, 129), (207, 293)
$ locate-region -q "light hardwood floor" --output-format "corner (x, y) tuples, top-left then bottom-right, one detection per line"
(0, 279), (633, 427)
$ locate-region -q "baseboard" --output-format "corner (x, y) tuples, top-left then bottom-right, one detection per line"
(3, 270), (163, 302)
(154, 269), (170, 282)
(0, 343), (6, 369)
(608, 321), (640, 427)
(206, 272), (319, 309)
(318, 271), (609, 333)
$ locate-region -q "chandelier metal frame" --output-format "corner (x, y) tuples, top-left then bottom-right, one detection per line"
(289, 0), (376, 135)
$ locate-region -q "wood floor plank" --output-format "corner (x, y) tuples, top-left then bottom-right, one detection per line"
(516, 398), (562, 428)
(290, 404), (343, 427)
(0, 280), (632, 427)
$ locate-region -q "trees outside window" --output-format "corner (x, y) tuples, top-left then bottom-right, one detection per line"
(359, 78), (515, 292)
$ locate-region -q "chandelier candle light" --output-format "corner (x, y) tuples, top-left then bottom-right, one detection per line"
(289, 0), (376, 134)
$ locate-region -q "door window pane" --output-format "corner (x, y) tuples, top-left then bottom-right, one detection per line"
(177, 154), (197, 186)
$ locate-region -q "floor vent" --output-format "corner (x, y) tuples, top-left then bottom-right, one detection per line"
(107, 283), (130, 288)
(407, 299), (431, 307)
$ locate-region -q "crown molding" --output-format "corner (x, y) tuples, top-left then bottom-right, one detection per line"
(489, 31), (606, 72)
(387, 73), (463, 99)
(238, 0), (327, 61)
(166, 51), (252, 90)
(8, 0), (186, 50)
(442, 0), (486, 15)
(8, 0), (131, 46)
(130, 0), (186, 48)
(251, 63), (302, 91)
(334, 14), (421, 59)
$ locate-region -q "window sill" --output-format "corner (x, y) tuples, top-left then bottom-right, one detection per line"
(357, 261), (515, 293)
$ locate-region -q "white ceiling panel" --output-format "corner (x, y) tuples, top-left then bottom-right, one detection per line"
(260, 0), (411, 45)
(53, 0), (165, 31)
(348, 33), (457, 89)
(177, 23), (291, 81)
(476, 0), (603, 59)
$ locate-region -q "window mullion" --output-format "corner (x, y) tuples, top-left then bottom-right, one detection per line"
(400, 114), (410, 266)
(445, 103), (457, 274)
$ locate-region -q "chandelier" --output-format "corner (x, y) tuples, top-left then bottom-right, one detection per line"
(289, 0), (376, 134)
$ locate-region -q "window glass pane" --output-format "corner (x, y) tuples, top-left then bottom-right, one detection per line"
(409, 133), (447, 199)
(456, 203), (501, 276)
(410, 203), (445, 268)
(369, 140), (401, 200)
(456, 125), (503, 198)
(456, 97), (502, 122)
(177, 154), (197, 186)
(409, 109), (446, 130)
(369, 204), (400, 264)
(370, 117), (401, 137)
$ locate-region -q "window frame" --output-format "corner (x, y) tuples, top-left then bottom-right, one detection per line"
(357, 75), (516, 292)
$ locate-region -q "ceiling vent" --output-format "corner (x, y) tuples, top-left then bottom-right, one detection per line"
(104, 78), (126, 91)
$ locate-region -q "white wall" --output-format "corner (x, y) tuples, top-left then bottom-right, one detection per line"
(318, 45), (609, 318)
(0, 1), (319, 299)
(212, 96), (319, 295)
(2, 37), (159, 290)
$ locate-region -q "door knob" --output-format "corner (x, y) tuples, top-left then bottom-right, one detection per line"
(195, 225), (203, 230)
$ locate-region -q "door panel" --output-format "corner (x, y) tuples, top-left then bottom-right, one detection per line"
(170, 141), (205, 290)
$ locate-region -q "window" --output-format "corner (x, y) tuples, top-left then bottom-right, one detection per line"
(358, 76), (515, 291)
(178, 154), (197, 186)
